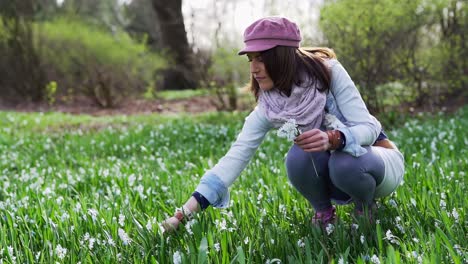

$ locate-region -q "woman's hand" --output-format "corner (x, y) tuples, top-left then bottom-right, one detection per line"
(161, 196), (200, 233)
(294, 128), (330, 152)
(162, 216), (181, 232)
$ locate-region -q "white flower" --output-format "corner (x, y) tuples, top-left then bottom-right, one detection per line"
(173, 251), (182, 264)
(323, 113), (346, 130)
(146, 221), (153, 231)
(277, 119), (301, 141)
(454, 244), (463, 255)
(338, 257), (346, 264)
(451, 208), (459, 222)
(118, 214), (125, 227)
(118, 228), (131, 245)
(370, 254), (380, 264)
(396, 223), (405, 233)
(55, 244), (67, 260)
(384, 230), (399, 244)
(88, 237), (96, 250)
(87, 209), (98, 222)
(74, 203), (82, 212)
(7, 245), (15, 258)
(60, 212), (70, 222)
(215, 219), (227, 231)
(326, 223), (334, 235)
(158, 223), (165, 234)
(385, 230), (394, 240)
(388, 199), (397, 207)
(360, 235), (365, 244)
(440, 200), (446, 210)
(185, 219), (197, 235)
(297, 238), (305, 248)
(107, 237), (115, 247)
(213, 243), (220, 252)
(244, 237), (249, 245)
(265, 259), (282, 264)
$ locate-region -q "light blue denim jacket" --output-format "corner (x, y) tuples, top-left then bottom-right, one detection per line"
(195, 59), (381, 208)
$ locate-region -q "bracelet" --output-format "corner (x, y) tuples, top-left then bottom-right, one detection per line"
(326, 130), (342, 150)
(174, 206), (194, 222)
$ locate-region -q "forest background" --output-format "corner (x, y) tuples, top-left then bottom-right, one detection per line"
(0, 0), (466, 122)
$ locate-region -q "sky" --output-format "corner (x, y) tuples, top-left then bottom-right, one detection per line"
(55, 0), (325, 50)
(182, 0), (325, 50)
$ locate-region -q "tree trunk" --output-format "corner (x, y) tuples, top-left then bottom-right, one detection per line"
(152, 0), (199, 90)
(126, 0), (161, 50)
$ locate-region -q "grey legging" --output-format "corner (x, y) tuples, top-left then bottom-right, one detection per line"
(285, 144), (385, 211)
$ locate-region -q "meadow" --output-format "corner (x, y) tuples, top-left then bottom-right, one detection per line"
(0, 108), (466, 263)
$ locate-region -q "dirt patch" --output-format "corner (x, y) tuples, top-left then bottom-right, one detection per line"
(0, 95), (245, 116)
(0, 93), (464, 117)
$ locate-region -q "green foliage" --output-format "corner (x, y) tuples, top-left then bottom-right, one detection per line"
(158, 88), (210, 100)
(206, 47), (251, 111)
(45, 81), (58, 106)
(37, 17), (166, 106)
(0, 108), (466, 263)
(422, 0), (467, 95)
(40, 18), (153, 69)
(208, 48), (250, 87)
(0, 19), (10, 40)
(320, 0), (467, 112)
(320, 0), (428, 112)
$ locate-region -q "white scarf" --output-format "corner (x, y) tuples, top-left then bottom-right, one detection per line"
(258, 81), (326, 132)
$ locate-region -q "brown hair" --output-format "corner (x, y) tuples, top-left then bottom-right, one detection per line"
(246, 47), (336, 101)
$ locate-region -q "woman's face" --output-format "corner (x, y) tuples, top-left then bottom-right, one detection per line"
(247, 52), (274, 91)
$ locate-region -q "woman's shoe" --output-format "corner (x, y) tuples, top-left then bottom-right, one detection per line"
(311, 206), (336, 226)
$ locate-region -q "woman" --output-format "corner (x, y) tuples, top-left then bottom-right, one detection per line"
(163, 17), (404, 230)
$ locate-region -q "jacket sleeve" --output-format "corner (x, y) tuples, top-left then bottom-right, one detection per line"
(329, 60), (381, 155)
(195, 107), (272, 208)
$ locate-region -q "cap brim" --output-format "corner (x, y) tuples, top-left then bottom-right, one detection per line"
(237, 44), (277, 55)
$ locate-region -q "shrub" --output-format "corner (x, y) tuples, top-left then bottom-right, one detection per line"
(38, 17), (166, 107)
(205, 47), (251, 111)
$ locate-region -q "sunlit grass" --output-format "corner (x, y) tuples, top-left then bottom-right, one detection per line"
(0, 108), (466, 263)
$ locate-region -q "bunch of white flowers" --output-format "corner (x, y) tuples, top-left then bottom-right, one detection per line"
(277, 118), (319, 178)
(55, 244), (67, 260)
(277, 119), (301, 141)
(173, 251), (182, 264)
(118, 228), (131, 245)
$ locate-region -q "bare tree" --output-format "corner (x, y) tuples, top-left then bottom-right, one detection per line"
(152, 0), (199, 90)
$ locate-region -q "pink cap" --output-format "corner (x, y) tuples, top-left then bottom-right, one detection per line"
(238, 17), (301, 55)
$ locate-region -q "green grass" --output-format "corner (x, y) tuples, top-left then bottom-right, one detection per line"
(157, 89), (211, 100)
(0, 107), (466, 263)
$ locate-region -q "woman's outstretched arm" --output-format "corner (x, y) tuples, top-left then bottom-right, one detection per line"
(162, 107), (272, 231)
